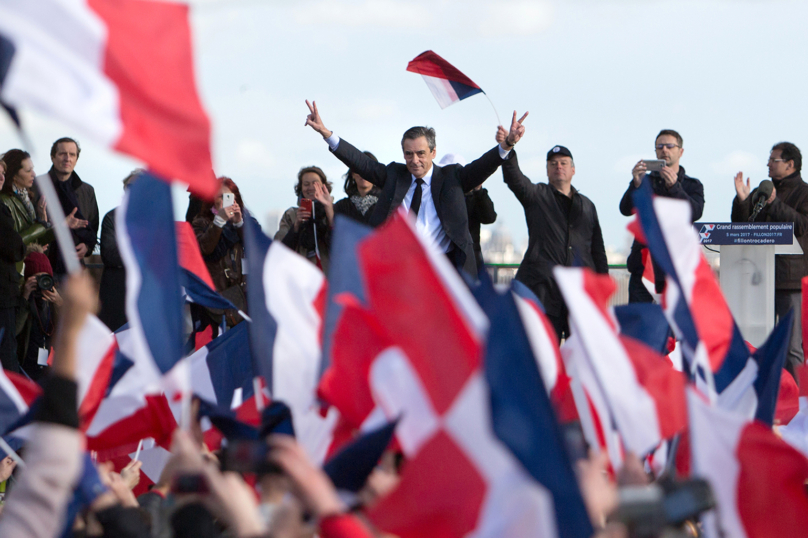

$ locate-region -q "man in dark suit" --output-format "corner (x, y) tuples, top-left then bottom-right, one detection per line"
(304, 100), (526, 277)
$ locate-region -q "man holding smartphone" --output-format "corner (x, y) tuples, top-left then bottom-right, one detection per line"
(619, 129), (705, 303)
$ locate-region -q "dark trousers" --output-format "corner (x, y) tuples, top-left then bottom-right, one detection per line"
(628, 272), (655, 304)
(0, 307), (20, 373)
(546, 310), (570, 344)
(775, 290), (804, 384)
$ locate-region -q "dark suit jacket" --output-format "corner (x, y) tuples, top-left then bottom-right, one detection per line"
(331, 138), (506, 276)
(0, 203), (25, 308)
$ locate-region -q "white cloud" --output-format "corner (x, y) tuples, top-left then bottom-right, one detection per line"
(352, 98), (400, 121)
(292, 0), (429, 28)
(235, 138), (276, 171)
(474, 1), (553, 37)
(613, 154), (645, 175)
(709, 150), (764, 177)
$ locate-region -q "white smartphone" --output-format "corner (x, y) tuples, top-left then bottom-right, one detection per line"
(222, 193), (235, 208)
(644, 160), (666, 172)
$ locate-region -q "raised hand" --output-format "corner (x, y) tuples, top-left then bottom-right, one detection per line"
(304, 100), (332, 138)
(501, 110), (528, 150)
(65, 207), (88, 230)
(495, 125), (508, 145)
(734, 172), (751, 202)
(312, 182), (335, 227)
(659, 165), (677, 188)
(631, 160), (647, 187)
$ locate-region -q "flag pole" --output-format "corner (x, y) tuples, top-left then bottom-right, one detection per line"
(0, 438), (25, 469)
(483, 93), (503, 127)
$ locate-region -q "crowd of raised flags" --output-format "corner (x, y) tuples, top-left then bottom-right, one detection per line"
(0, 1), (807, 537)
(0, 172), (806, 536)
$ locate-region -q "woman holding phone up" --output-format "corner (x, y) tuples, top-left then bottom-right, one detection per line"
(193, 176), (251, 328)
(275, 166), (334, 274)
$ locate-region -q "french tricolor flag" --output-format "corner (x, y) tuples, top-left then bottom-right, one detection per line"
(406, 50), (484, 109)
(555, 267), (688, 457)
(688, 388), (808, 538)
(0, 0), (216, 197)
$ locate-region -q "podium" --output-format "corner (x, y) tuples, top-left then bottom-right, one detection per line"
(696, 222), (802, 347)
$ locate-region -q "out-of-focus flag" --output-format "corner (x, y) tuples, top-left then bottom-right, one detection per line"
(688, 388), (808, 538)
(243, 217), (337, 464)
(630, 181), (749, 390)
(406, 50), (483, 109)
(0, 0), (216, 198)
(555, 267), (687, 457)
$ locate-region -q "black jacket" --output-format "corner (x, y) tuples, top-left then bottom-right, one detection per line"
(98, 208), (127, 331)
(465, 188), (497, 270)
(620, 167), (704, 285)
(732, 171), (808, 290)
(503, 151), (608, 317)
(0, 203), (24, 308)
(330, 138), (506, 277)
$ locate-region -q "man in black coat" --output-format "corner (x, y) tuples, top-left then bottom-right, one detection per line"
(620, 129), (704, 303)
(304, 100), (526, 277)
(732, 142), (808, 382)
(497, 126), (608, 342)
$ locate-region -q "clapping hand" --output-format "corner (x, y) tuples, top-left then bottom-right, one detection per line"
(304, 100), (332, 138)
(734, 172), (751, 202)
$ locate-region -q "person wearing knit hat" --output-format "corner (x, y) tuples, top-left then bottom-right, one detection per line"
(17, 249), (61, 379)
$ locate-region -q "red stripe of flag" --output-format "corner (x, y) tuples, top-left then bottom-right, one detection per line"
(406, 50), (481, 89)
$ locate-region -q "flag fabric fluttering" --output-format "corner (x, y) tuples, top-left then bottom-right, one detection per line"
(688, 388), (808, 538)
(406, 50), (484, 109)
(320, 213), (590, 538)
(243, 217), (336, 464)
(630, 181), (749, 388)
(0, 0), (216, 198)
(555, 267), (687, 457)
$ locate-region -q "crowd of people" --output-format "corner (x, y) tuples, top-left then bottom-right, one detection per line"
(0, 96), (805, 536)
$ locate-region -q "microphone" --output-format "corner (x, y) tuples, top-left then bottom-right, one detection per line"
(748, 180), (774, 221)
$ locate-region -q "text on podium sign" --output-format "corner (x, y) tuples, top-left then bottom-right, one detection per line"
(695, 222), (794, 245)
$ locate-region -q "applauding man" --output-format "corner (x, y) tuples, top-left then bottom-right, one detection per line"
(304, 100), (526, 277)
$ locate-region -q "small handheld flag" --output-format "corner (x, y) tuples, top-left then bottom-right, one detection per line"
(407, 50), (501, 124)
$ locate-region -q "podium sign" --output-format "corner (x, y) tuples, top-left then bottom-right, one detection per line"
(694, 222), (801, 347)
(696, 222), (793, 246)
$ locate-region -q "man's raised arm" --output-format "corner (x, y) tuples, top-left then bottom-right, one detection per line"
(304, 99), (387, 187)
(459, 110), (528, 193)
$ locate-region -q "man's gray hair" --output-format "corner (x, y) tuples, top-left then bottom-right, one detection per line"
(401, 126), (436, 151)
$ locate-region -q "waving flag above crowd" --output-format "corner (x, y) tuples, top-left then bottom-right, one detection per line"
(243, 218), (336, 464)
(407, 50), (484, 109)
(630, 180), (749, 390)
(0, 0), (216, 197)
(688, 389), (808, 538)
(318, 214), (591, 538)
(556, 267), (687, 457)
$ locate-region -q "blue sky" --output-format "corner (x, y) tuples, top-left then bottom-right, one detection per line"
(2, 0), (805, 254)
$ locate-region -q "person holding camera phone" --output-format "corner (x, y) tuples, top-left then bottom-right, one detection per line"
(193, 176), (253, 330)
(275, 166), (334, 274)
(619, 130), (704, 303)
(16, 249), (61, 379)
